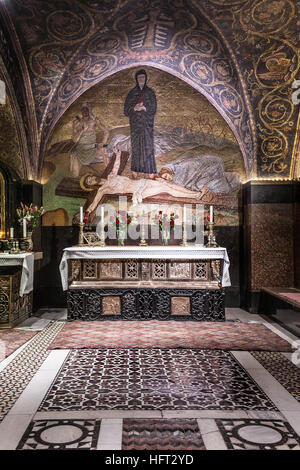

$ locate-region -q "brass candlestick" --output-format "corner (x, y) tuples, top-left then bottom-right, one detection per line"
(9, 238), (19, 254)
(99, 222), (106, 247)
(78, 222), (84, 245)
(206, 222), (218, 248)
(19, 237), (32, 252)
(139, 214), (148, 246)
(180, 222), (187, 246)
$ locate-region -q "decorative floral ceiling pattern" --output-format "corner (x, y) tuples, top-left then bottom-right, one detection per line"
(0, 0), (299, 180)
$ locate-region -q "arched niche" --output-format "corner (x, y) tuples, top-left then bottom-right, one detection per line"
(43, 66), (245, 227)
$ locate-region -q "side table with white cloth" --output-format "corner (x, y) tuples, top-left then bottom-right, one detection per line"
(0, 252), (42, 328)
(59, 246), (231, 321)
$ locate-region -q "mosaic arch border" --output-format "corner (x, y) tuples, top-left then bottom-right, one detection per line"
(34, 2), (256, 180)
(0, 58), (29, 179)
(40, 60), (255, 181)
(291, 109), (300, 179)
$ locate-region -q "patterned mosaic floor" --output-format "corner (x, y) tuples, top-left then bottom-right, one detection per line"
(39, 348), (278, 411)
(215, 419), (300, 450)
(0, 329), (38, 359)
(48, 320), (294, 352)
(122, 418), (206, 450)
(17, 419), (101, 450)
(251, 351), (300, 402)
(1, 308), (300, 451)
(0, 322), (65, 422)
(15, 417), (300, 451)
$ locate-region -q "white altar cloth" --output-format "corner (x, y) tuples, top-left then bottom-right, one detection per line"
(59, 246), (231, 291)
(0, 253), (34, 296)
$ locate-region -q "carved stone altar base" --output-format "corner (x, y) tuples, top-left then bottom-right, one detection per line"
(67, 258), (225, 321)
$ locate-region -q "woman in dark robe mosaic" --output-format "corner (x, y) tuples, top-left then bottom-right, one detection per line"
(124, 69), (157, 179)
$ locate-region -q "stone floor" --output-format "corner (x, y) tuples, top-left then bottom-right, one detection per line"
(0, 307), (300, 451)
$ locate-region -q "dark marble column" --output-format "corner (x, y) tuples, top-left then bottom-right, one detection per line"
(294, 181), (300, 288)
(242, 181), (295, 313)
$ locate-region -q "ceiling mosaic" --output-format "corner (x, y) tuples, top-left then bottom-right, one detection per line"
(0, 0), (299, 180)
(0, 91), (24, 178)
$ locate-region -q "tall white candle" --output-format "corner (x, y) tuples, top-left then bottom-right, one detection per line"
(80, 206), (83, 223)
(23, 219), (27, 238)
(10, 227), (14, 239)
(183, 205), (186, 226)
(210, 205), (214, 223)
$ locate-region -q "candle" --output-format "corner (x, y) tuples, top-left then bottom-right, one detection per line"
(183, 205), (186, 225)
(23, 219), (27, 238)
(209, 205), (214, 223)
(80, 206), (83, 223)
(10, 227), (14, 239)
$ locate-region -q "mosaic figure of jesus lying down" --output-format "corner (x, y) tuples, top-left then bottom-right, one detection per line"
(82, 146), (209, 223)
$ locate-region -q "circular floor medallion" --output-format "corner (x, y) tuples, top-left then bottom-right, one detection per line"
(237, 424), (283, 445)
(39, 424), (84, 444)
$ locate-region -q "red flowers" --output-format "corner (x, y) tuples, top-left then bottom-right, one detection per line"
(84, 211), (89, 224)
(153, 211), (177, 230)
(110, 211), (132, 230)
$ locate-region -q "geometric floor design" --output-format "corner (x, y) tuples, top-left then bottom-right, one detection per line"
(215, 419), (300, 450)
(0, 329), (38, 359)
(14, 417), (300, 450)
(16, 419), (101, 450)
(38, 348), (278, 411)
(122, 418), (206, 450)
(0, 321), (65, 422)
(251, 351), (300, 402)
(48, 320), (294, 352)
(1, 308), (300, 451)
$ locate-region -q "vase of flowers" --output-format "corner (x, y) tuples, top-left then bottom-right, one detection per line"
(153, 210), (178, 246)
(16, 203), (44, 250)
(110, 211), (132, 246)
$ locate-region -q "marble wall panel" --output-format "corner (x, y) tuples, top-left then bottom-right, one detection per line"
(246, 203), (294, 290)
(294, 201), (300, 289)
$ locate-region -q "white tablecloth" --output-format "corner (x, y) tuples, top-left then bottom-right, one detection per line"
(59, 246), (231, 291)
(0, 253), (34, 296)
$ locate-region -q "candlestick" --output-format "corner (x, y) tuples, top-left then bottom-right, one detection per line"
(80, 206), (83, 224)
(181, 205), (187, 246)
(23, 219), (27, 238)
(139, 207), (148, 246)
(206, 221), (218, 248)
(99, 205), (105, 246)
(78, 222), (84, 245)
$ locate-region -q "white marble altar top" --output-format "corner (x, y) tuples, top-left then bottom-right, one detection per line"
(63, 245), (227, 258)
(60, 245), (231, 290)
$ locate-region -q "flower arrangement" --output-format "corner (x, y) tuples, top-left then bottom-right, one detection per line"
(110, 210), (132, 230)
(153, 211), (179, 245)
(16, 202), (44, 232)
(153, 211), (178, 231)
(109, 211), (132, 245)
